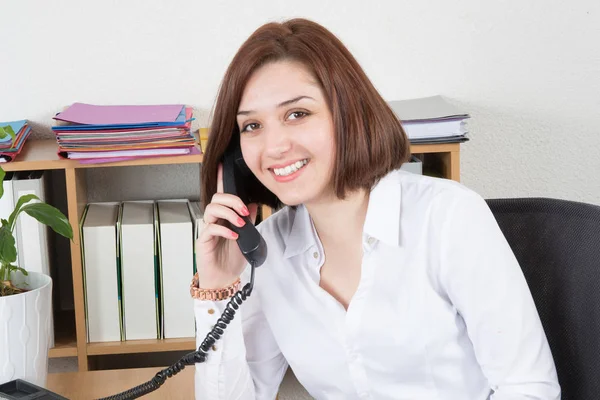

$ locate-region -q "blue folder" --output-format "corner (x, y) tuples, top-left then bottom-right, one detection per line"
(0, 120), (27, 142)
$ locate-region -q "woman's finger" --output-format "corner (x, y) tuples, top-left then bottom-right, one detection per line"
(198, 222), (239, 244)
(203, 202), (247, 228)
(210, 193), (250, 217)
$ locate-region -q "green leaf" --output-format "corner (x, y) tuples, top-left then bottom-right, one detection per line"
(0, 126), (16, 146)
(21, 202), (73, 239)
(0, 167), (5, 200)
(8, 194), (40, 230)
(12, 265), (28, 276)
(17, 266), (28, 275)
(0, 226), (17, 263)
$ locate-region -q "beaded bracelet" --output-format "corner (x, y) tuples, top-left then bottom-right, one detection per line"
(190, 272), (241, 301)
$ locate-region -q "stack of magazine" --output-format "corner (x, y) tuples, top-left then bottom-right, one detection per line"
(388, 95), (470, 144)
(51, 103), (198, 164)
(0, 120), (32, 162)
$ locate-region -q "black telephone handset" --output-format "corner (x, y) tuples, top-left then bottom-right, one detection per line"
(99, 140), (267, 400)
(222, 141), (267, 268)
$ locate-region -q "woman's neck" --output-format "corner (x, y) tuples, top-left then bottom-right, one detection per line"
(305, 188), (370, 248)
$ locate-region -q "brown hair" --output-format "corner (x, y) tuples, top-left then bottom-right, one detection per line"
(201, 18), (410, 211)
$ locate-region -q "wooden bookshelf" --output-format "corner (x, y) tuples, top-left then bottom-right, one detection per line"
(49, 311), (78, 358)
(2, 138), (461, 371)
(87, 337), (196, 356)
(1, 139), (204, 172)
(49, 337), (78, 358)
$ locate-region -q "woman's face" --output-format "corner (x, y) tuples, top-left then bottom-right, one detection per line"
(237, 60), (336, 207)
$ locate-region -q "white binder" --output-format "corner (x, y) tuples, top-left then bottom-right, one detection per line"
(12, 170), (54, 347)
(81, 202), (122, 343)
(0, 172), (18, 266)
(157, 200), (195, 338)
(12, 171), (50, 276)
(120, 201), (159, 340)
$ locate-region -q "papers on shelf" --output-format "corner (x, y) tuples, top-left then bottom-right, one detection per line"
(388, 95), (470, 143)
(54, 103), (186, 126)
(67, 147), (194, 159)
(52, 103), (198, 164)
(0, 119), (33, 162)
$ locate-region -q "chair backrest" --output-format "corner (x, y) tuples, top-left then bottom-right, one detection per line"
(486, 197), (600, 400)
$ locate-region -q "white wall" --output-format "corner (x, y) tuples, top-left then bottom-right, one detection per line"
(1, 0), (599, 205)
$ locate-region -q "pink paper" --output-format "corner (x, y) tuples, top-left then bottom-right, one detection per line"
(74, 146), (201, 164)
(54, 103), (185, 125)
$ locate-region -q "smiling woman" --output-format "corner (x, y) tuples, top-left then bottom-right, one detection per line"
(194, 17), (560, 400)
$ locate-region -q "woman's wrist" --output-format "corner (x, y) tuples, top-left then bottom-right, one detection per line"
(196, 266), (241, 289)
(190, 272), (241, 301)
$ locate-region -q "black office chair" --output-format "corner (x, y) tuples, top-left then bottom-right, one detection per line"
(486, 197), (600, 400)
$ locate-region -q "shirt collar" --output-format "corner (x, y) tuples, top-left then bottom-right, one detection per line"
(363, 169), (402, 247)
(282, 169), (403, 258)
(283, 204), (317, 259)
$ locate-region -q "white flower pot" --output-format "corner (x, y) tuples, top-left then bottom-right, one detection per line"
(0, 271), (53, 387)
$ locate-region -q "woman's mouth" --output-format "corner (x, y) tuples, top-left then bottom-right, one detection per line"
(273, 159), (309, 176)
(270, 159), (309, 182)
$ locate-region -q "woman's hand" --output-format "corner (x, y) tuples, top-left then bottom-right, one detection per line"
(196, 163), (259, 289)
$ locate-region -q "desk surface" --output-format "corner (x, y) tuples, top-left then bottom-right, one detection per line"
(47, 367), (194, 399)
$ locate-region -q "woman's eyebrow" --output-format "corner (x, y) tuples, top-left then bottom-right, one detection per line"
(237, 95), (315, 116)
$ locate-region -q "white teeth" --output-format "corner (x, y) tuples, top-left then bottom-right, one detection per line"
(274, 159), (308, 176)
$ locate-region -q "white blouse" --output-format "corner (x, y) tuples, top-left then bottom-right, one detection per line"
(194, 169), (560, 400)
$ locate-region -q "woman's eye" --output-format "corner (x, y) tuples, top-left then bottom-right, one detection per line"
(241, 122), (260, 133)
(288, 111), (308, 120)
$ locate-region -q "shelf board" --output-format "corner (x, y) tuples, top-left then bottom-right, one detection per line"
(410, 142), (460, 154)
(0, 139), (458, 173)
(49, 310), (78, 358)
(2, 140), (70, 171)
(1, 140), (203, 172)
(49, 339), (78, 358)
(87, 337), (196, 356)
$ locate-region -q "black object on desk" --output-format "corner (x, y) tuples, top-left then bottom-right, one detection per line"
(0, 379), (68, 400)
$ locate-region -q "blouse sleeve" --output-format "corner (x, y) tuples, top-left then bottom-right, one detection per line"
(194, 265), (288, 399)
(438, 190), (561, 399)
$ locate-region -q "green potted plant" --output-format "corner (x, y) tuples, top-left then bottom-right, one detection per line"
(0, 124), (73, 388)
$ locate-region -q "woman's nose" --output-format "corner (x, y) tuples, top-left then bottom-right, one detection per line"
(263, 128), (292, 159)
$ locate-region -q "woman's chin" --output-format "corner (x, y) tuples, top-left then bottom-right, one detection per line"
(273, 190), (313, 207)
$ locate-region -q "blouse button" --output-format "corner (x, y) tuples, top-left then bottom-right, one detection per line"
(367, 236), (376, 245)
(208, 309), (215, 315)
(313, 251), (319, 259)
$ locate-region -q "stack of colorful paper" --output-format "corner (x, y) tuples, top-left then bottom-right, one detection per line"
(0, 120), (32, 163)
(51, 103), (199, 163)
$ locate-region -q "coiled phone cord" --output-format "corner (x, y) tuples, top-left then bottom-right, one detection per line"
(97, 263), (256, 400)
